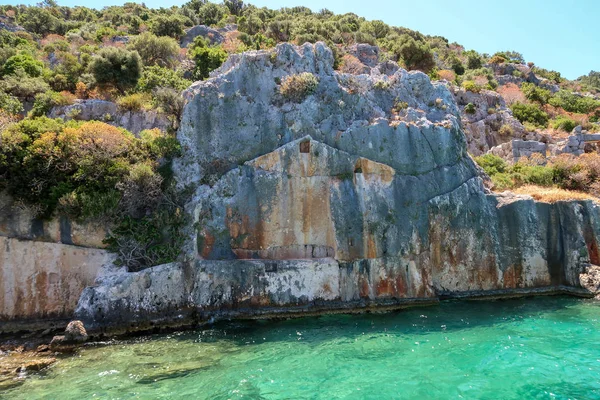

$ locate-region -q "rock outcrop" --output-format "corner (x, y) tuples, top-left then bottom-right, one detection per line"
(49, 100), (172, 135)
(74, 43), (600, 334)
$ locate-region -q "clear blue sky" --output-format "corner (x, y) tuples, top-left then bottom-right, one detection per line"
(4, 0), (599, 79)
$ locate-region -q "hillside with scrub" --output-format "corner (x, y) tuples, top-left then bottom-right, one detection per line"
(0, 0), (599, 269)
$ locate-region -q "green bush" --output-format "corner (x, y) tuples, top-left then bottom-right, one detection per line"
(150, 14), (186, 39)
(116, 92), (152, 112)
(464, 102), (476, 114)
(576, 70), (600, 90)
(462, 80), (481, 93)
(475, 154), (508, 175)
(2, 53), (44, 78)
(521, 82), (552, 105)
(89, 47), (143, 92)
(197, 2), (227, 26)
(29, 91), (75, 117)
(550, 116), (577, 132)
(390, 34), (435, 73)
(532, 67), (563, 84)
(510, 102), (549, 127)
(464, 50), (482, 70)
(0, 91), (23, 114)
(190, 38), (228, 80)
(548, 90), (600, 114)
(0, 69), (50, 98)
(128, 32), (179, 68)
(136, 65), (191, 92)
(280, 72), (319, 103)
(475, 154), (554, 190)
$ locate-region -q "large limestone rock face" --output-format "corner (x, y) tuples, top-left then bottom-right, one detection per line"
(75, 43), (600, 333)
(174, 42), (464, 187)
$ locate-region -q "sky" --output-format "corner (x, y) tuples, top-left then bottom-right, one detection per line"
(4, 0), (599, 79)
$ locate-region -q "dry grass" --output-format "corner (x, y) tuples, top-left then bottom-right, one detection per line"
(510, 185), (597, 203)
(497, 83), (526, 105)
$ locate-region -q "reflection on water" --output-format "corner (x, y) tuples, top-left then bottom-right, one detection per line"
(2, 296), (600, 400)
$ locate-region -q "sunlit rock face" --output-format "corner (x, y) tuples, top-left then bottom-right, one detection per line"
(75, 43), (600, 333)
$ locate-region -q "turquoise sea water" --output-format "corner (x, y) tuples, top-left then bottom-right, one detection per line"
(2, 296), (600, 399)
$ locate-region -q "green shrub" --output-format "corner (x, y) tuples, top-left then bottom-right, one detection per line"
(116, 92), (153, 112)
(548, 90), (600, 114)
(136, 65), (191, 92)
(280, 72), (319, 103)
(576, 70), (600, 90)
(190, 38), (228, 80)
(475, 154), (554, 189)
(521, 82), (552, 105)
(550, 116), (577, 132)
(128, 32), (179, 68)
(474, 154), (507, 175)
(532, 67), (563, 84)
(0, 92), (23, 114)
(89, 47), (143, 92)
(464, 103), (476, 114)
(29, 91), (75, 117)
(462, 80), (481, 93)
(0, 69), (50, 98)
(499, 124), (514, 136)
(510, 102), (549, 127)
(2, 53), (44, 78)
(464, 50), (482, 70)
(390, 34), (435, 73)
(150, 14), (186, 39)
(197, 2), (227, 26)
(152, 87), (186, 124)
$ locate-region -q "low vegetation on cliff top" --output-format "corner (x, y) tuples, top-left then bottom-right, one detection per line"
(475, 153), (600, 200)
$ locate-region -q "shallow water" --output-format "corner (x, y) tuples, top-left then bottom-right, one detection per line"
(2, 296), (600, 399)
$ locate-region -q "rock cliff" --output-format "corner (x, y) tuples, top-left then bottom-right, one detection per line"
(74, 43), (600, 333)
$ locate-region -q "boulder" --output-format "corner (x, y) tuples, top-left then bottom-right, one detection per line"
(49, 320), (88, 350)
(579, 264), (600, 298)
(180, 25), (226, 48)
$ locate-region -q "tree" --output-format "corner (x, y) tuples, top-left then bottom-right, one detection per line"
(2, 53), (44, 77)
(89, 47), (142, 92)
(578, 71), (600, 90)
(521, 82), (552, 105)
(392, 34), (435, 73)
(128, 32), (179, 68)
(225, 0), (245, 16)
(18, 6), (59, 35)
(190, 38), (227, 80)
(464, 50), (482, 70)
(197, 2), (227, 26)
(150, 14), (185, 39)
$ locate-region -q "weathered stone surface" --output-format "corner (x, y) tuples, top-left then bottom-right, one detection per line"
(180, 24), (236, 48)
(175, 42), (463, 187)
(0, 192), (109, 248)
(0, 237), (116, 333)
(49, 100), (171, 135)
(67, 42), (600, 334)
(451, 87), (543, 156)
(512, 140), (547, 161)
(347, 43), (380, 67)
(580, 265), (600, 298)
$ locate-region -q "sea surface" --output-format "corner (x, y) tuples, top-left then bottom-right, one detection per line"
(2, 296), (600, 399)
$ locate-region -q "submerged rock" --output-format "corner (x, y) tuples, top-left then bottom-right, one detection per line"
(50, 320), (88, 351)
